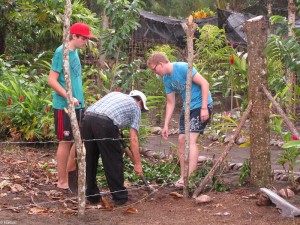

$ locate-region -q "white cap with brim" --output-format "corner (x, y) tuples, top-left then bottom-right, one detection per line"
(129, 90), (149, 111)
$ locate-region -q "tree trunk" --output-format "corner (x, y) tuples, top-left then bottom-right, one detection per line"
(267, 0), (274, 34)
(181, 16), (197, 198)
(96, 9), (109, 88)
(86, 0), (102, 15)
(244, 16), (271, 187)
(63, 0), (86, 216)
(286, 0), (296, 115)
(98, 9), (109, 69)
(0, 23), (5, 55)
(0, 6), (8, 54)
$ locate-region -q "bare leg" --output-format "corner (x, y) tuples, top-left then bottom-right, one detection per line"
(188, 133), (200, 176)
(178, 133), (200, 179)
(67, 144), (78, 193)
(67, 144), (77, 172)
(178, 134), (185, 179)
(57, 141), (72, 189)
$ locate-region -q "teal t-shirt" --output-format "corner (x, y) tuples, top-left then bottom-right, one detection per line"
(163, 62), (213, 110)
(50, 45), (85, 109)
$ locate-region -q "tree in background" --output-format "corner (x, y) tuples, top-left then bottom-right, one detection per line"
(96, 0), (144, 63)
(0, 0), (16, 55)
(145, 0), (215, 18)
(1, 0), (99, 63)
(286, 0), (297, 115)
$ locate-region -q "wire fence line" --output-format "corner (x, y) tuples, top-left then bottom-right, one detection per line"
(2, 160), (180, 211)
(0, 133), (181, 211)
(6, 185), (149, 210)
(0, 133), (176, 146)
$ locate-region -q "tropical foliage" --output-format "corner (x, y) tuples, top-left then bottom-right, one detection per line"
(278, 134), (300, 184)
(2, 0), (100, 62)
(0, 57), (53, 141)
(142, 0), (214, 18)
(96, 0), (144, 60)
(266, 15), (300, 111)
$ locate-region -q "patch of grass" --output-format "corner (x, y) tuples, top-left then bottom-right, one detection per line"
(238, 158), (251, 186)
(96, 156), (181, 189)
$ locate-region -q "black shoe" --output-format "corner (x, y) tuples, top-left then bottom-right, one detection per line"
(87, 196), (101, 204)
(86, 187), (101, 203)
(114, 198), (128, 206)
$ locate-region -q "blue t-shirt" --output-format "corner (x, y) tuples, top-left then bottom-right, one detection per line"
(50, 45), (85, 109)
(163, 62), (213, 110)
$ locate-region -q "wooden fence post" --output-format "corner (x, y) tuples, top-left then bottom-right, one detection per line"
(62, 0), (86, 216)
(244, 16), (271, 187)
(181, 15), (197, 198)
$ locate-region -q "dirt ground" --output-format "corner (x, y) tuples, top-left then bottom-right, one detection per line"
(1, 134), (300, 225)
(1, 106), (300, 225)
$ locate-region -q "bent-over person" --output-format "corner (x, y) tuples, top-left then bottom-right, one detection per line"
(82, 90), (148, 205)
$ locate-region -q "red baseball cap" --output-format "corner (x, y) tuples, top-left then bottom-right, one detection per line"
(70, 22), (96, 39)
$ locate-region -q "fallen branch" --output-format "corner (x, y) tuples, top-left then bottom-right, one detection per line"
(261, 85), (300, 139)
(193, 101), (253, 198)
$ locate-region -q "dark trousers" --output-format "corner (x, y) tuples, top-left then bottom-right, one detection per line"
(82, 114), (128, 201)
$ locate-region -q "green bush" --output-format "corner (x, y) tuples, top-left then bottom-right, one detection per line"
(0, 58), (53, 141)
(96, 156), (180, 189)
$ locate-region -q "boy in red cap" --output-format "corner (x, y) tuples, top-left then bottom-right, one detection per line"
(48, 22), (95, 191)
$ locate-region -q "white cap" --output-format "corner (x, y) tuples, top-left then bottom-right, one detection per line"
(129, 90), (149, 111)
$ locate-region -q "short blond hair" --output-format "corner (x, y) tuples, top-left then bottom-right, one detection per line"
(147, 52), (169, 66)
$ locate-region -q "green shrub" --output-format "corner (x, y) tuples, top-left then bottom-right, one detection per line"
(96, 156), (180, 189)
(0, 58), (53, 141)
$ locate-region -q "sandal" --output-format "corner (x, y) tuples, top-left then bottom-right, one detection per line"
(174, 179), (184, 188)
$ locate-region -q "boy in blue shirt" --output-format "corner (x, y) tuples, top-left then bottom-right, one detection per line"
(147, 52), (213, 187)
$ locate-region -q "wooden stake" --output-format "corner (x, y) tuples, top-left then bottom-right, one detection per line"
(181, 15), (197, 198)
(62, 0), (86, 216)
(244, 15), (271, 187)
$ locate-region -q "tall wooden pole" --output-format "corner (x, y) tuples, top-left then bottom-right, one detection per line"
(181, 15), (197, 198)
(62, 0), (86, 216)
(244, 16), (271, 187)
